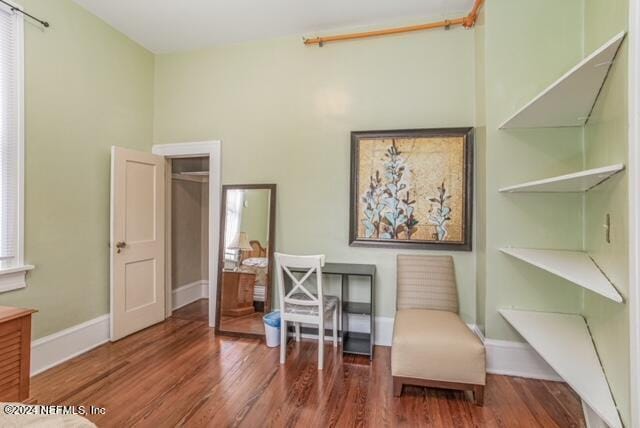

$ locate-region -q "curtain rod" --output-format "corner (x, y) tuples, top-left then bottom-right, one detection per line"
(304, 0), (483, 46)
(0, 0), (49, 28)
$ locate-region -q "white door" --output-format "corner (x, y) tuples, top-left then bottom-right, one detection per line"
(110, 147), (166, 341)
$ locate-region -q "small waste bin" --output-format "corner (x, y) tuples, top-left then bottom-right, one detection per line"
(263, 311), (281, 347)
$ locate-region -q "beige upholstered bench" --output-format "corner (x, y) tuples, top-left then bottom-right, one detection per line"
(391, 255), (486, 405)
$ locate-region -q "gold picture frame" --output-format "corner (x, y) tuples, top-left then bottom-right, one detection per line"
(350, 128), (473, 251)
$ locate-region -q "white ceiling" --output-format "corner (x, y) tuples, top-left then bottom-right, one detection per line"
(71, 0), (474, 54)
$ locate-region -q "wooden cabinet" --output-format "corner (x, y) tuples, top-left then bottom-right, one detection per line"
(221, 271), (256, 317)
(0, 306), (36, 402)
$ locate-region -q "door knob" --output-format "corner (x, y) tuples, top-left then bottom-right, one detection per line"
(115, 241), (127, 254)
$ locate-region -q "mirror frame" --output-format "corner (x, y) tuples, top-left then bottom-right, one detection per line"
(215, 184), (277, 338)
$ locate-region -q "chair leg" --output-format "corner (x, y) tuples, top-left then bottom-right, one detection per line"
(295, 322), (301, 342)
(280, 320), (287, 365)
(332, 307), (338, 347)
(393, 377), (403, 397)
(473, 385), (484, 406)
(318, 317), (324, 370)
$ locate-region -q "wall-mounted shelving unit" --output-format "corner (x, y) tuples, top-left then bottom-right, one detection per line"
(500, 309), (622, 428)
(500, 248), (622, 303)
(499, 164), (624, 193)
(500, 32), (625, 129)
(497, 26), (628, 428)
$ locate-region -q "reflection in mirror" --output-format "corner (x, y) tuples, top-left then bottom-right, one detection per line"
(217, 185), (275, 336)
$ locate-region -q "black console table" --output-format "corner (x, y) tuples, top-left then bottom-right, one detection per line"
(285, 262), (376, 359)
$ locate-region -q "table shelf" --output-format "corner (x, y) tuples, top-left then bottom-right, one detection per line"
(342, 332), (371, 356)
(343, 301), (372, 315)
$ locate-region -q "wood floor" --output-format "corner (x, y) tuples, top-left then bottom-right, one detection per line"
(29, 301), (585, 427)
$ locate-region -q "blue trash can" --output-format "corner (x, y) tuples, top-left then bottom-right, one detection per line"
(263, 311), (281, 347)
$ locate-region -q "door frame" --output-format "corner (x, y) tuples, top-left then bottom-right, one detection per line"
(152, 141), (222, 327)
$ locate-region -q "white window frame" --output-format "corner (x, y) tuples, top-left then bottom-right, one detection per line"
(0, 0), (33, 293)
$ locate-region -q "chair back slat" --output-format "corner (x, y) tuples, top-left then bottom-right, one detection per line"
(283, 265), (318, 305)
(396, 255), (459, 313)
(276, 253), (325, 313)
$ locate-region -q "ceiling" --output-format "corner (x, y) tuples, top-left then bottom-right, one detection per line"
(71, 0), (474, 54)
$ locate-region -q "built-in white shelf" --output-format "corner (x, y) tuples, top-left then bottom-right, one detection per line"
(499, 164), (624, 193)
(180, 171), (208, 176)
(171, 172), (209, 183)
(500, 309), (622, 428)
(500, 248), (622, 303)
(500, 32), (625, 129)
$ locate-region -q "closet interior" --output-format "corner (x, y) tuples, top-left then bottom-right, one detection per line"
(170, 157), (210, 314)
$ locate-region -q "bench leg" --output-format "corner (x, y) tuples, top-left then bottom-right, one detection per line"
(473, 385), (484, 406)
(393, 377), (403, 397)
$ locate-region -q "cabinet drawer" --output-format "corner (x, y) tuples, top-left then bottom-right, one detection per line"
(0, 319), (26, 402)
(0, 308), (36, 403)
(245, 284), (255, 301)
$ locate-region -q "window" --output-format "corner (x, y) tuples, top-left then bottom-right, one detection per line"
(0, 1), (31, 293)
(223, 190), (244, 267)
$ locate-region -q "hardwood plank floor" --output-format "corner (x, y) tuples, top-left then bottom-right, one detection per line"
(29, 301), (585, 427)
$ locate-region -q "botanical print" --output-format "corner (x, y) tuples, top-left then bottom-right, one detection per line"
(351, 129), (472, 250)
(428, 182), (452, 241)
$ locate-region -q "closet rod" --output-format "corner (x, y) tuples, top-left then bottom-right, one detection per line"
(0, 0), (49, 28)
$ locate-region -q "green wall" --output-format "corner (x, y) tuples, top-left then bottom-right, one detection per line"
(474, 9), (487, 334)
(0, 0), (155, 338)
(0, 5), (630, 421)
(154, 26), (477, 320)
(481, 0), (586, 341)
(583, 0), (630, 424)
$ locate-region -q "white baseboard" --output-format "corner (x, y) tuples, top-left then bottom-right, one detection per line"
(172, 280), (208, 310)
(470, 325), (560, 381)
(582, 400), (608, 428)
(30, 309), (559, 384)
(31, 314), (110, 376)
(297, 315), (394, 344)
(30, 279), (209, 377)
(484, 338), (561, 381)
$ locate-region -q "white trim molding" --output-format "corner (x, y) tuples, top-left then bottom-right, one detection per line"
(0, 264), (33, 293)
(583, 400), (608, 428)
(152, 141), (222, 329)
(484, 338), (561, 381)
(172, 280), (209, 310)
(30, 311), (560, 383)
(31, 315), (110, 376)
(0, 0), (32, 293)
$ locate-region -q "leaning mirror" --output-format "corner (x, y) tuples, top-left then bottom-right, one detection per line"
(216, 184), (276, 337)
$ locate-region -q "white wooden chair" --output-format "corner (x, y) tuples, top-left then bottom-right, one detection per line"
(275, 253), (338, 370)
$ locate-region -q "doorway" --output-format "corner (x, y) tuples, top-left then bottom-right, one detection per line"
(169, 157), (210, 318)
(152, 141), (222, 327)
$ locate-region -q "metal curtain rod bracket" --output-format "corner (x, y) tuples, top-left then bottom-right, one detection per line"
(304, 0), (483, 47)
(0, 0), (49, 28)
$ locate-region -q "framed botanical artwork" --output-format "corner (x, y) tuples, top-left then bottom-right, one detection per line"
(350, 128), (473, 251)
